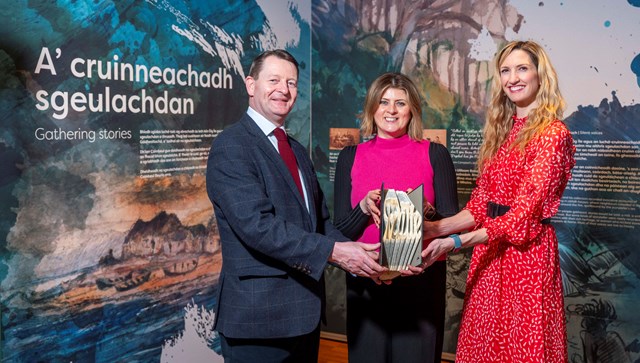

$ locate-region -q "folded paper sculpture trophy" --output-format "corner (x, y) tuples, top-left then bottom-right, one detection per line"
(379, 184), (423, 280)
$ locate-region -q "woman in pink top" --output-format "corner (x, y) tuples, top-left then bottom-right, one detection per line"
(417, 41), (576, 363)
(333, 73), (459, 363)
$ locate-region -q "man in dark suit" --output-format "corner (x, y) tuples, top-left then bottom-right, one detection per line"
(206, 49), (385, 362)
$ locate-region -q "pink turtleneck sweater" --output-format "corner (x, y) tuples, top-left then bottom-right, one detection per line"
(350, 134), (434, 244)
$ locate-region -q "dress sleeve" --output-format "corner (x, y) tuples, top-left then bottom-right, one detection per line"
(484, 122), (575, 245)
(333, 145), (370, 240)
(429, 142), (460, 219)
(463, 163), (491, 228)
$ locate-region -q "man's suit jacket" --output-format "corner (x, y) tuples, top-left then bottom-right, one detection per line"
(206, 113), (347, 339)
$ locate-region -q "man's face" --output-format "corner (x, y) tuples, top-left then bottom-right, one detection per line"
(245, 56), (298, 126)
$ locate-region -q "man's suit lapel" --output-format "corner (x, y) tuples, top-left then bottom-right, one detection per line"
(292, 144), (318, 228)
(240, 116), (314, 221)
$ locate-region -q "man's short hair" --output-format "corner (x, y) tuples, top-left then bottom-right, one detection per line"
(248, 49), (299, 79)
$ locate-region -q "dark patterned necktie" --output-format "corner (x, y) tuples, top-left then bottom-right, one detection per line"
(273, 128), (304, 197)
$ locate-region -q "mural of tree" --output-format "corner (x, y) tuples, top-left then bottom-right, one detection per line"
(312, 0), (523, 116)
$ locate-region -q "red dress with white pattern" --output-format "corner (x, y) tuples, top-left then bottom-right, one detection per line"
(455, 116), (576, 363)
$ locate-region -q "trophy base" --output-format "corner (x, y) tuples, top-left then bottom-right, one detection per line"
(379, 270), (401, 281)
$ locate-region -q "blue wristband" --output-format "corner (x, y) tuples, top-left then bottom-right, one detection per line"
(449, 234), (462, 252)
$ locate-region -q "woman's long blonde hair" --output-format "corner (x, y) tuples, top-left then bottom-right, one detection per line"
(477, 40), (565, 171)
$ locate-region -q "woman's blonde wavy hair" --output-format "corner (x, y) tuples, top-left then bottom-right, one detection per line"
(477, 40), (565, 171)
(359, 72), (424, 141)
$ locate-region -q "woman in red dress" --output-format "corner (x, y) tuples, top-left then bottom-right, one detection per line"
(415, 40), (576, 362)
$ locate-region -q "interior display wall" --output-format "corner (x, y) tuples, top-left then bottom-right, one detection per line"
(0, 1), (311, 362)
(310, 1), (640, 361)
(2, 0), (639, 362)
